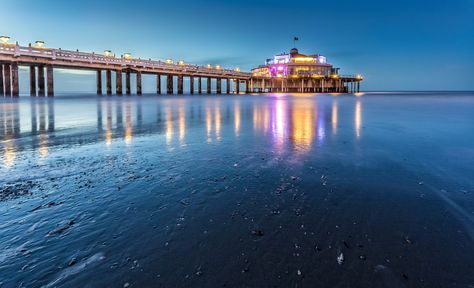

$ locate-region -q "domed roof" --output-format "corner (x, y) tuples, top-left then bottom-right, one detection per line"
(290, 48), (299, 55)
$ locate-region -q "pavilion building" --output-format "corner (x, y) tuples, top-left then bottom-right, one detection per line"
(250, 48), (362, 93)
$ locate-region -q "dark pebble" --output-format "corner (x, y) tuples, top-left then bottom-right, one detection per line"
(251, 230), (264, 236)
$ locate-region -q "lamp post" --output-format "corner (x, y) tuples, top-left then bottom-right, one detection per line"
(34, 41), (45, 48)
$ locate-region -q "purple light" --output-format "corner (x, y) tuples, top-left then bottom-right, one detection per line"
(269, 65), (288, 78)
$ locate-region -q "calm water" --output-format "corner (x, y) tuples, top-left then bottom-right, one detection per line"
(0, 92), (473, 287)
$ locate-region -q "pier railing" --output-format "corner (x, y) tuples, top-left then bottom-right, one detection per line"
(0, 43), (250, 78)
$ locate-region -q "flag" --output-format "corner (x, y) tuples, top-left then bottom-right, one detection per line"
(294, 37), (299, 41)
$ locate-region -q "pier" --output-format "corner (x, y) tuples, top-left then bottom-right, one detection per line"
(0, 39), (363, 97)
(0, 40), (251, 97)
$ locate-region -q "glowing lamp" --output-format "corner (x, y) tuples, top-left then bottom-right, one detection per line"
(234, 67), (241, 72)
(331, 74), (339, 79)
(0, 36), (10, 44)
(215, 65), (221, 69)
(34, 41), (45, 48)
(207, 64), (212, 69)
(166, 59), (173, 64)
(356, 74), (363, 80)
(104, 50), (112, 57)
(124, 53), (132, 59)
(178, 60), (185, 66)
(277, 66), (284, 71)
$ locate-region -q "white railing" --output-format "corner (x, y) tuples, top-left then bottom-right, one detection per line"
(0, 44), (251, 78)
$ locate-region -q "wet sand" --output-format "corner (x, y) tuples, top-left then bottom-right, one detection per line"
(0, 92), (473, 287)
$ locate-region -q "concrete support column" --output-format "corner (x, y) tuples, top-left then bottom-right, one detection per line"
(226, 79), (231, 94)
(116, 70), (122, 95)
(198, 77), (202, 94)
(126, 70), (131, 95)
(207, 77), (211, 94)
(0, 64), (4, 96)
(156, 74), (161, 94)
(30, 66), (36, 96)
(4, 63), (11, 96)
(46, 65), (54, 97)
(245, 80), (250, 93)
(236, 79), (240, 94)
(357, 81), (360, 93)
(38, 65), (45, 96)
(96, 70), (102, 95)
(216, 78), (221, 94)
(167, 74), (173, 94)
(190, 76), (194, 94)
(11, 62), (19, 97)
(177, 75), (183, 94)
(106, 70), (112, 96)
(136, 71), (142, 95)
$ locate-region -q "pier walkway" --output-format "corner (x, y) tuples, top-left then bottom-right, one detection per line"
(0, 42), (251, 97)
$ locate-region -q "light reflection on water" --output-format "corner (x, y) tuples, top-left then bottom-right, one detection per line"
(0, 94), (360, 168)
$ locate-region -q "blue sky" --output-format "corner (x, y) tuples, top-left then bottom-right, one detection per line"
(2, 0), (474, 91)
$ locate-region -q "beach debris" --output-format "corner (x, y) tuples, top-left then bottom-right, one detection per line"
(297, 269), (302, 276)
(0, 182), (35, 201)
(48, 220), (75, 236)
(251, 229), (264, 236)
(337, 252), (344, 265)
(131, 260), (139, 269)
(196, 266), (203, 276)
(31, 201), (63, 212)
(68, 257), (77, 267)
(343, 240), (350, 249)
(404, 237), (413, 244)
(359, 255), (366, 261)
(123, 283), (130, 288)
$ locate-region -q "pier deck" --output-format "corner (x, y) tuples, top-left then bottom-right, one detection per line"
(0, 43), (251, 97)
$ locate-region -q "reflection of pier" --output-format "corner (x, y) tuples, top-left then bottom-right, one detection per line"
(1, 96), (364, 168)
(252, 97), (363, 153)
(0, 40), (251, 97)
